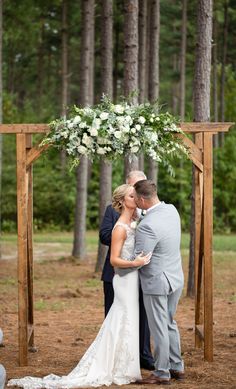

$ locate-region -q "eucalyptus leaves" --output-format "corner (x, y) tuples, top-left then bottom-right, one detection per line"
(42, 96), (188, 173)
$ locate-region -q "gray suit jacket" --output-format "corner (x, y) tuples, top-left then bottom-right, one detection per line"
(135, 202), (184, 295)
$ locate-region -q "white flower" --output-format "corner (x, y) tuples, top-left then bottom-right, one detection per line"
(131, 128), (136, 134)
(97, 147), (106, 155)
(124, 115), (132, 124)
(150, 132), (158, 142)
(93, 118), (101, 128)
(135, 124), (141, 131)
(138, 116), (146, 124)
(61, 130), (69, 138)
(68, 122), (74, 129)
(79, 121), (87, 128)
(100, 112), (109, 120)
(82, 134), (93, 147)
(114, 131), (122, 139)
(77, 145), (87, 154)
(89, 127), (98, 136)
(73, 115), (81, 125)
(114, 104), (124, 114)
(131, 145), (139, 153)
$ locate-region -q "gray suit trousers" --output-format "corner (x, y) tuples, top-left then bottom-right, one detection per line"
(143, 284), (184, 379)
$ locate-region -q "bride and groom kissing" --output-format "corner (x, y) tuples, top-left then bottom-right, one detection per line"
(8, 171), (184, 388)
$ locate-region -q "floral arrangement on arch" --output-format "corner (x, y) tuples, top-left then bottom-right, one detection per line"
(42, 96), (189, 174)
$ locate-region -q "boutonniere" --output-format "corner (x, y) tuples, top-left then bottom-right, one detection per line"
(141, 210), (147, 216)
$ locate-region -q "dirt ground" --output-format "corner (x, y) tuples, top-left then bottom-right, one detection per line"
(0, 245), (236, 389)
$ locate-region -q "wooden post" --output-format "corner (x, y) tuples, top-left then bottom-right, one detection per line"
(16, 134), (28, 366)
(194, 133), (204, 347)
(26, 134), (34, 348)
(203, 132), (213, 361)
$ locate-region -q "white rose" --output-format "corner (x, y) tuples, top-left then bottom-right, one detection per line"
(68, 122), (74, 129)
(131, 128), (136, 134)
(77, 145), (87, 154)
(135, 124), (141, 131)
(138, 116), (146, 124)
(114, 131), (122, 139)
(97, 147), (106, 155)
(131, 146), (139, 153)
(82, 134), (93, 147)
(61, 130), (69, 138)
(124, 115), (132, 123)
(114, 104), (124, 114)
(90, 128), (98, 136)
(100, 112), (109, 120)
(73, 115), (81, 125)
(93, 118), (101, 128)
(79, 122), (87, 128)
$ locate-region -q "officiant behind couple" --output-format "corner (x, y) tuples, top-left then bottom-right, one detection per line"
(8, 179), (184, 388)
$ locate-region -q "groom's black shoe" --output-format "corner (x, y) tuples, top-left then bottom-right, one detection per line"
(170, 369), (185, 381)
(140, 360), (155, 371)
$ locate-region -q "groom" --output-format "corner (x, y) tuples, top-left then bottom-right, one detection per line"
(133, 179), (185, 385)
(99, 170), (155, 371)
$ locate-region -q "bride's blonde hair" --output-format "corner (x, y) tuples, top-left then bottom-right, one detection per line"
(112, 184), (132, 213)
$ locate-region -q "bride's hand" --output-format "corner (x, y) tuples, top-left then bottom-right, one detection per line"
(133, 251), (152, 267)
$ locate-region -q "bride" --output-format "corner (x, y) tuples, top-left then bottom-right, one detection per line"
(8, 184), (151, 388)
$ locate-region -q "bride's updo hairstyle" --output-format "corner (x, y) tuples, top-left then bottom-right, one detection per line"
(112, 184), (132, 213)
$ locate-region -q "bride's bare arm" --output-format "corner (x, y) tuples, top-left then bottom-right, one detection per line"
(110, 226), (151, 268)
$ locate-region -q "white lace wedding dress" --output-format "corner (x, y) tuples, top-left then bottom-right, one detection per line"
(8, 222), (141, 388)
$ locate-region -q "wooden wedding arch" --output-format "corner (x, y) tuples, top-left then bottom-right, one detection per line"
(0, 122), (234, 366)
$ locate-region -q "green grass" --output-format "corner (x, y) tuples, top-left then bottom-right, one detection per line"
(1, 231), (236, 252)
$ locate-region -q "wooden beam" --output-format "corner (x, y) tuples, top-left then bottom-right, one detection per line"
(180, 122), (234, 133)
(26, 143), (50, 168)
(177, 134), (203, 171)
(0, 122), (234, 134)
(16, 134), (28, 366)
(0, 124), (49, 133)
(203, 132), (213, 362)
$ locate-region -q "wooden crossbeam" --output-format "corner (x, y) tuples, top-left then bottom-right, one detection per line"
(180, 122), (234, 133)
(0, 122), (233, 134)
(0, 124), (49, 133)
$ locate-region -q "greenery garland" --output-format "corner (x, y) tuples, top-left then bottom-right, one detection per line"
(42, 96), (189, 174)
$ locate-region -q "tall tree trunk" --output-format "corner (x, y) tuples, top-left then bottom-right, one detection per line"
(72, 0), (95, 259)
(172, 51), (178, 115)
(37, 19), (45, 117)
(60, 0), (68, 171)
(138, 0), (147, 103)
(179, 0), (187, 209)
(147, 0), (160, 184)
(138, 0), (147, 170)
(180, 0), (187, 120)
(187, 0), (213, 297)
(96, 0), (113, 272)
(212, 10), (219, 148)
(124, 0), (139, 176)
(0, 0), (2, 259)
(219, 0), (228, 146)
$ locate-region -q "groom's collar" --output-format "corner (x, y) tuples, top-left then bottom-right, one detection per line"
(146, 201), (164, 214)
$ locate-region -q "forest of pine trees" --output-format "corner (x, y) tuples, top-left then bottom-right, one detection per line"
(1, 0), (236, 242)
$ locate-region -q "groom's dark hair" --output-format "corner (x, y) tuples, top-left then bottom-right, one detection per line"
(134, 179), (157, 199)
